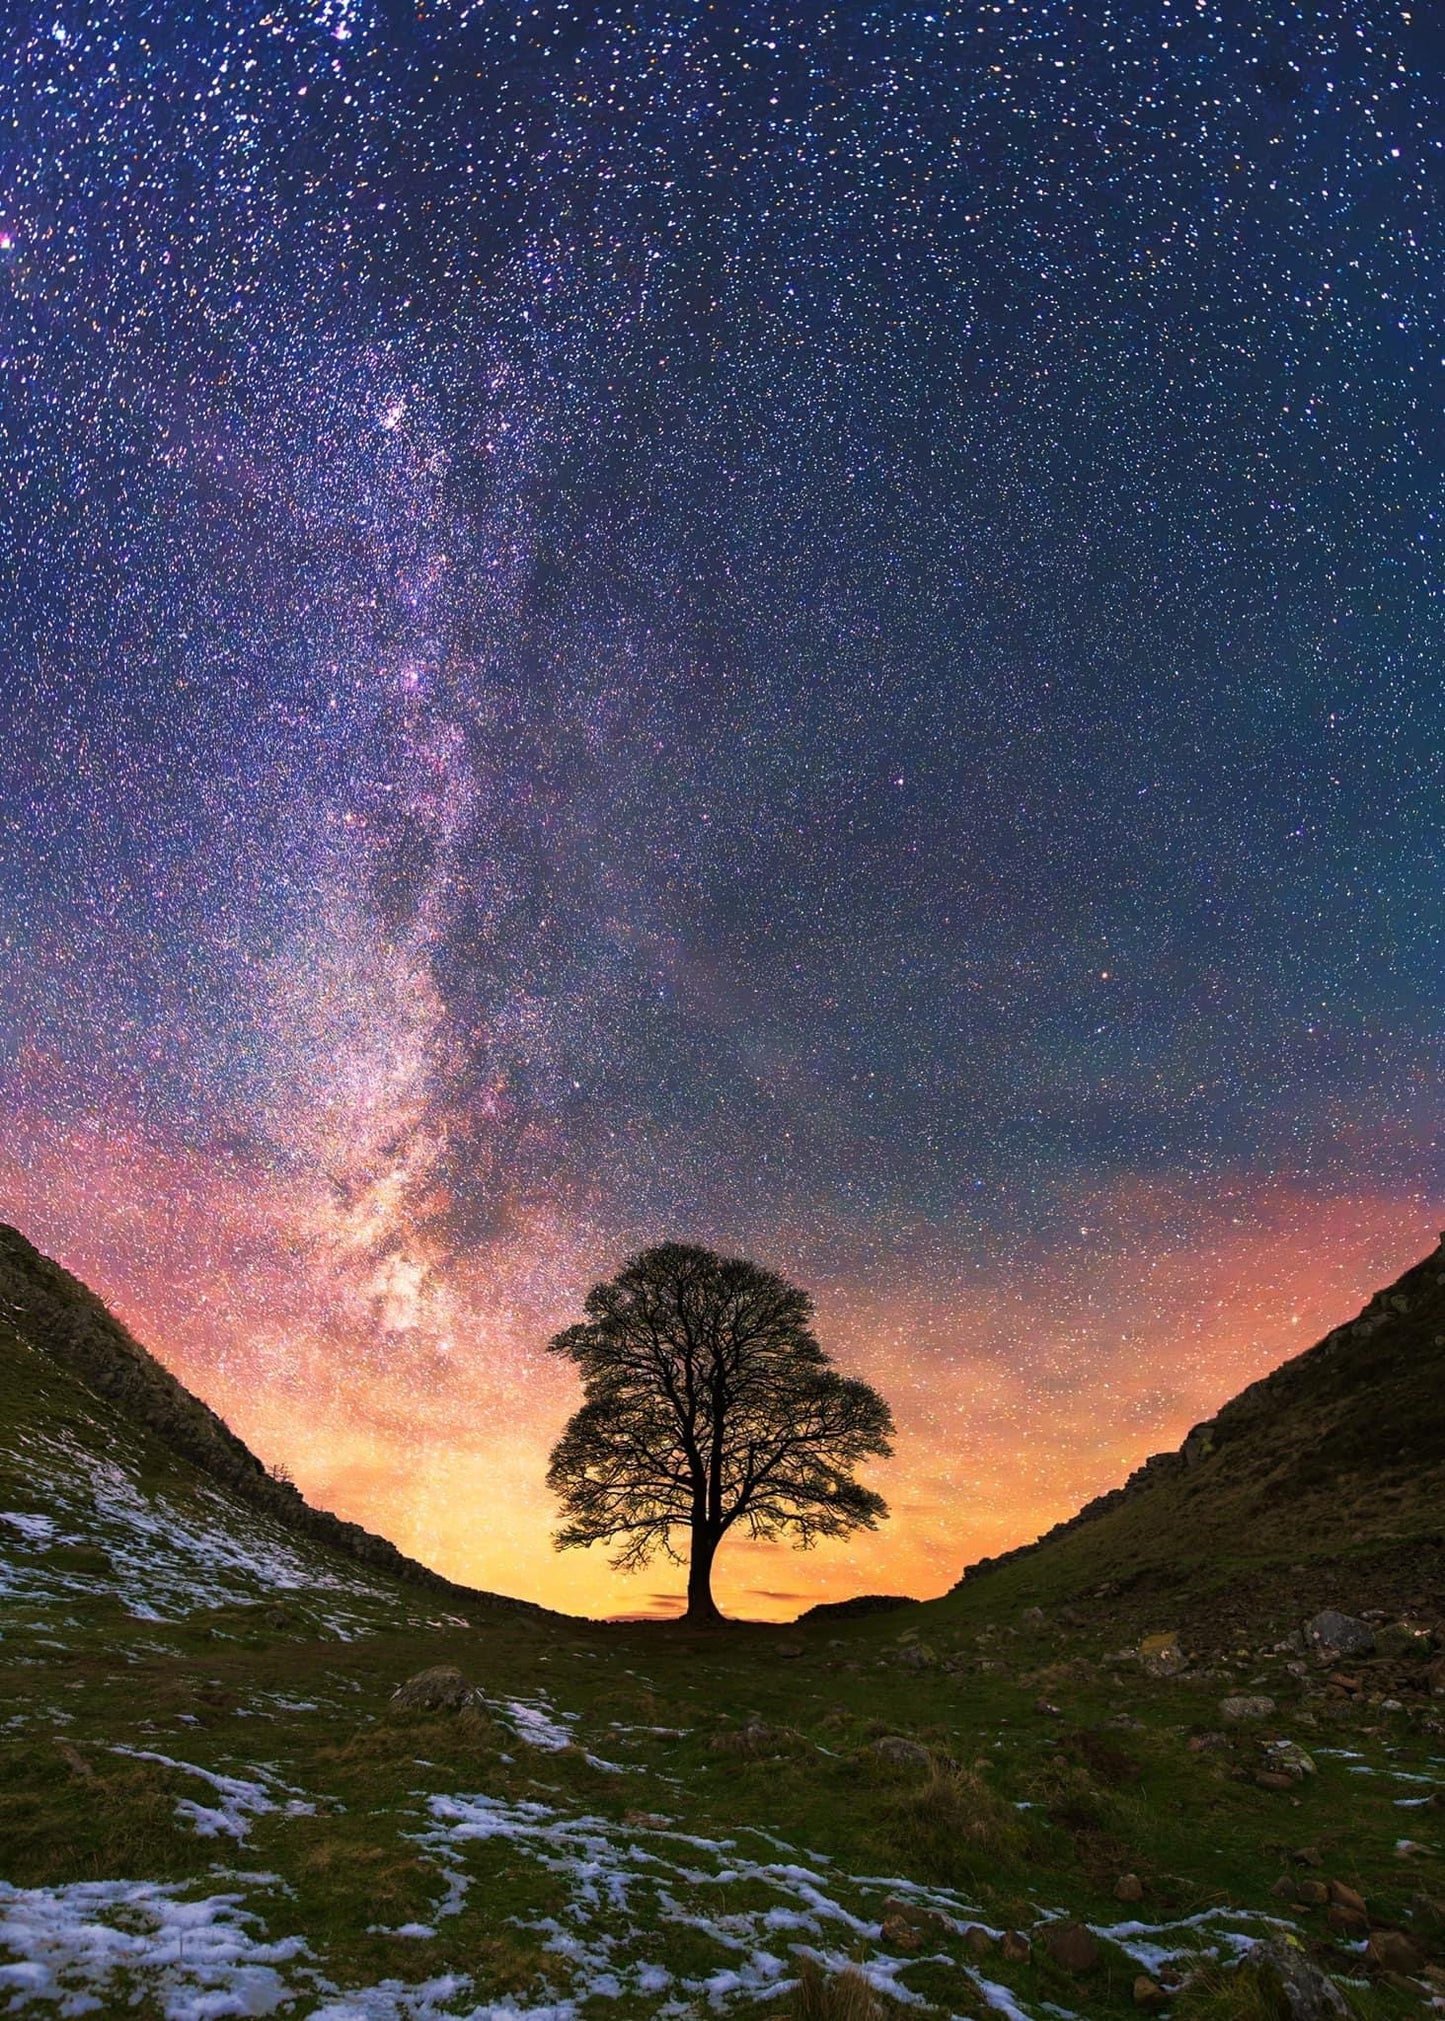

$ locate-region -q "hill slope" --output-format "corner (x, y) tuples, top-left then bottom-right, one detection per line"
(0, 1221), (530, 1624)
(943, 1229), (1445, 1640)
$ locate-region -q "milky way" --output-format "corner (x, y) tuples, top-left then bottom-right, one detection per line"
(2, 3), (1440, 1617)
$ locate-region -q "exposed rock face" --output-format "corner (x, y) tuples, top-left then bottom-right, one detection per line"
(1304, 1610), (1375, 1660)
(389, 1665), (474, 1713)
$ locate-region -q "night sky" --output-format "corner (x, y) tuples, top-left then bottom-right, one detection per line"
(2, 2), (1440, 1618)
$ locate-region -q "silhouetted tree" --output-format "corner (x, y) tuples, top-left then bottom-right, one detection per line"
(546, 1243), (894, 1622)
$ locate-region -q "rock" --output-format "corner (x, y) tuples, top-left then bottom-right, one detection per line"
(999, 1929), (1030, 1962)
(1041, 1921), (1101, 1973)
(1327, 1880), (1366, 1916)
(1241, 1938), (1348, 2018)
(389, 1665), (473, 1714)
(1293, 1845), (1323, 1867)
(896, 1643), (937, 1670)
(1304, 1611), (1375, 1661)
(1259, 1739), (1316, 1780)
(1220, 1695), (1276, 1721)
(622, 1811), (670, 1829)
(1297, 1880), (1330, 1906)
(1326, 1903), (1368, 1939)
(879, 1915), (923, 1953)
(1021, 1606), (1046, 1628)
(871, 1736), (931, 1771)
(1034, 1697), (1063, 1717)
(777, 1644), (805, 1659)
(1187, 1731), (1228, 1753)
(1271, 1876), (1298, 1901)
(1132, 1976), (1167, 2008)
(1255, 1771), (1296, 1790)
(1115, 1873), (1145, 1902)
(964, 1926), (996, 1955)
(1366, 1929), (1423, 1974)
(1140, 1631), (1186, 1678)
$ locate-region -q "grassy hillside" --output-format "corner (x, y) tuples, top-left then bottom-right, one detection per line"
(936, 1233), (1445, 1650)
(1, 1229), (1442, 2020)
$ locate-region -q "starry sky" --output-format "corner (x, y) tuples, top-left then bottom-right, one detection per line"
(1, 1), (1441, 1619)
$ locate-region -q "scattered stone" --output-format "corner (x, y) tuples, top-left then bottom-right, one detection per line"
(1304, 1611), (1375, 1661)
(1297, 1880), (1330, 1906)
(1379, 1697), (1403, 1713)
(776, 1644), (805, 1660)
(1255, 1770), (1296, 1791)
(1326, 1903), (1368, 1939)
(1327, 1880), (1366, 1916)
(1270, 1876), (1298, 1901)
(871, 1735), (931, 1771)
(1115, 1873), (1145, 1902)
(1034, 1697), (1063, 1717)
(1221, 1695), (1276, 1721)
(999, 1930), (1030, 1962)
(1187, 1731), (1228, 1753)
(1041, 1921), (1101, 1973)
(879, 1915), (923, 1953)
(1259, 1739), (1316, 1781)
(896, 1643), (937, 1670)
(389, 1665), (473, 1714)
(1241, 1937), (1348, 2019)
(1021, 1606), (1046, 1628)
(1366, 1930), (1423, 1974)
(1132, 1975), (1167, 2008)
(1140, 1631), (1186, 1678)
(1293, 1845), (1323, 1867)
(964, 1927), (996, 1956)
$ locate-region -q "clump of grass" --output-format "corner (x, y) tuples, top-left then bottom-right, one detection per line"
(1171, 1958), (1293, 2020)
(790, 1957), (892, 2021)
(886, 1762), (1027, 1884)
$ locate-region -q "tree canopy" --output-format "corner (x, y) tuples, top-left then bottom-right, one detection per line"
(545, 1242), (894, 1621)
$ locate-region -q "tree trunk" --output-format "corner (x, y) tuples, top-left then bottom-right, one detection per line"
(684, 1521), (724, 1622)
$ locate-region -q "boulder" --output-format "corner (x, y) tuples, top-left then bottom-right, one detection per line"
(879, 1915), (923, 1953)
(1115, 1873), (1145, 1902)
(998, 1929), (1030, 1962)
(1303, 1611), (1375, 1661)
(389, 1665), (473, 1714)
(1220, 1694), (1276, 1721)
(1041, 1921), (1101, 1973)
(1259, 1739), (1316, 1781)
(871, 1735), (931, 1771)
(1140, 1631), (1186, 1678)
(1241, 1937), (1348, 2019)
(1327, 1880), (1366, 1916)
(896, 1642), (937, 1670)
(1366, 1929), (1423, 1974)
(1326, 1903), (1368, 1939)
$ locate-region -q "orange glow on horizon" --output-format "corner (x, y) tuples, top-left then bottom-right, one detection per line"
(2, 1097), (1435, 1621)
